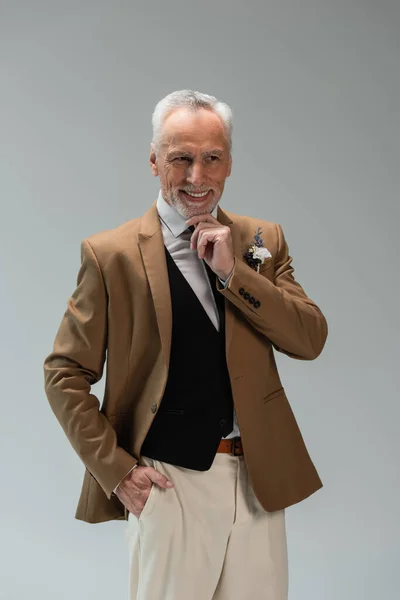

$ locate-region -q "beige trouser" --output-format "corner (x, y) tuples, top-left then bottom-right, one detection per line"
(125, 453), (288, 600)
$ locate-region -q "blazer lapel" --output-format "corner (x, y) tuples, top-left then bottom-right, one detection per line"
(137, 200), (242, 370)
(138, 201), (172, 370)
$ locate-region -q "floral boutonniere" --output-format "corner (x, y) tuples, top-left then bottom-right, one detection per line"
(243, 227), (272, 272)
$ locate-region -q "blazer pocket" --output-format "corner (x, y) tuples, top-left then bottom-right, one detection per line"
(107, 412), (129, 422)
(263, 386), (285, 404)
(159, 408), (184, 416)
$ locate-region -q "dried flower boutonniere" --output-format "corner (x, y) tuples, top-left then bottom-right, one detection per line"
(243, 227), (272, 272)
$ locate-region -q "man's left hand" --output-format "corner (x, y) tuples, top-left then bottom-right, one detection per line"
(186, 214), (235, 281)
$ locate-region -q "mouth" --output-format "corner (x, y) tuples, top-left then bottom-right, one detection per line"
(180, 190), (212, 201)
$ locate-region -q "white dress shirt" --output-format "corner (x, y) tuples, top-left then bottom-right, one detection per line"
(113, 191), (240, 493)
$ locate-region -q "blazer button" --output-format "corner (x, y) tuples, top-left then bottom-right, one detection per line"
(151, 403), (158, 413)
(219, 418), (226, 427)
(249, 296), (255, 304)
(254, 300), (261, 309)
(244, 292), (250, 301)
(239, 288), (245, 295)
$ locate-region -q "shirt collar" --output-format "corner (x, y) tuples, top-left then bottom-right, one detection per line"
(156, 189), (218, 238)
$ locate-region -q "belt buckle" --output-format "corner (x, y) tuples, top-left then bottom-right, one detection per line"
(231, 436), (241, 456)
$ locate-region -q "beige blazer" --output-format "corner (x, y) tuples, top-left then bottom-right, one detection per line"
(43, 200), (328, 524)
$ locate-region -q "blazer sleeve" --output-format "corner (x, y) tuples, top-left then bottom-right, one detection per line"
(218, 223), (328, 360)
(43, 239), (137, 499)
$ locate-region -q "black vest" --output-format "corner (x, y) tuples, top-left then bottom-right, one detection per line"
(140, 246), (234, 470)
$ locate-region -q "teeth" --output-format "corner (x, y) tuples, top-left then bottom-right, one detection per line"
(184, 191), (209, 198)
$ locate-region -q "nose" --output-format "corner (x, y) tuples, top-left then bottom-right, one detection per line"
(186, 161), (205, 187)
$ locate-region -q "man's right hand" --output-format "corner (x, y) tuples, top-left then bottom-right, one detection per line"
(115, 465), (174, 518)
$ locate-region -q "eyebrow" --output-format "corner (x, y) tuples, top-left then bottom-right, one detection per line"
(168, 149), (224, 159)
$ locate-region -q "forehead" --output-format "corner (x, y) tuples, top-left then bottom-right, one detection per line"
(161, 107), (228, 152)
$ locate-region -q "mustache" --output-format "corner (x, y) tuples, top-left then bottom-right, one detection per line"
(178, 187), (215, 194)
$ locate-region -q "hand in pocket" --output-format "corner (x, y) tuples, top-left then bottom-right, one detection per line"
(115, 465), (174, 518)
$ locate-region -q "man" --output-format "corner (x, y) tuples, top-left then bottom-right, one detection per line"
(44, 89), (328, 599)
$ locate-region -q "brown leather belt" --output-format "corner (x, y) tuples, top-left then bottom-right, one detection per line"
(217, 436), (243, 456)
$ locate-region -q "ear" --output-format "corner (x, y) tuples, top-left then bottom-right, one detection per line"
(149, 143), (159, 177)
(227, 154), (232, 178)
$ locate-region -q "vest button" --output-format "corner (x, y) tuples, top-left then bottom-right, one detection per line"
(239, 288), (245, 295)
(219, 418), (226, 427)
(151, 403), (158, 413)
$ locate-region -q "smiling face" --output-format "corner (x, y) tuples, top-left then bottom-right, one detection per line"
(150, 107), (232, 219)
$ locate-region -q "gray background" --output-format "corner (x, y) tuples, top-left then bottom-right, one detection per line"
(1, 1), (399, 598)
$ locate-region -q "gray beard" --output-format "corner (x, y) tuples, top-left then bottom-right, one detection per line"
(167, 189), (220, 219)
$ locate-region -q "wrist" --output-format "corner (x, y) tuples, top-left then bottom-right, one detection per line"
(217, 259), (235, 282)
(113, 464), (138, 495)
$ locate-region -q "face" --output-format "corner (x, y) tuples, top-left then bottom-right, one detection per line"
(149, 107), (232, 219)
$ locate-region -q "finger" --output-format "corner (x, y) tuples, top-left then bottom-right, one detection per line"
(186, 214), (219, 228)
(190, 223), (205, 250)
(197, 230), (217, 259)
(146, 467), (174, 488)
(190, 224), (203, 250)
(190, 223), (220, 250)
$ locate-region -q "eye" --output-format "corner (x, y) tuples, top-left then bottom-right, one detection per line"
(174, 156), (191, 163)
(206, 155), (220, 163)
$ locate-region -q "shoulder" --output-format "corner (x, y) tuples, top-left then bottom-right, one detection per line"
(79, 215), (143, 265)
(86, 216), (141, 245)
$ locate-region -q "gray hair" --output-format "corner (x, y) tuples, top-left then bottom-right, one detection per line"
(151, 89), (233, 154)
